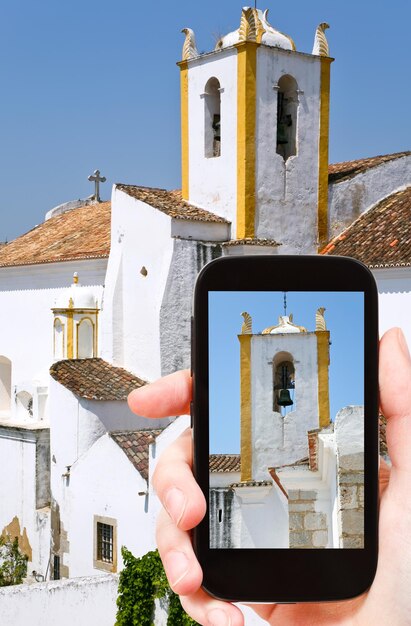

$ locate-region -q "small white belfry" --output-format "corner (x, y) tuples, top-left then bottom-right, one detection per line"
(52, 273), (99, 360)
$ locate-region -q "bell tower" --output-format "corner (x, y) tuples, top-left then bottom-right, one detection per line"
(179, 9), (332, 251)
(238, 307), (330, 482)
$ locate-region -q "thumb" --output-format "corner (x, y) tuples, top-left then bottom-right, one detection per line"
(379, 327), (411, 471)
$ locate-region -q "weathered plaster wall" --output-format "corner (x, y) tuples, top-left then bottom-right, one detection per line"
(209, 488), (234, 548)
(250, 333), (319, 477)
(328, 154), (411, 239)
(0, 425), (50, 575)
(160, 238), (222, 376)
(0, 575), (119, 626)
(256, 47), (322, 252)
(186, 49), (238, 227)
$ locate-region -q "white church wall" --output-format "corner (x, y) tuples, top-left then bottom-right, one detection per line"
(328, 154), (411, 239)
(250, 333), (319, 478)
(256, 48), (322, 253)
(148, 415), (191, 525)
(49, 381), (105, 500)
(210, 471), (240, 488)
(0, 425), (50, 575)
(374, 268), (411, 347)
(66, 434), (152, 577)
(100, 187), (174, 382)
(0, 260), (105, 422)
(79, 398), (167, 433)
(186, 49), (238, 227)
(171, 218), (230, 242)
(231, 485), (288, 549)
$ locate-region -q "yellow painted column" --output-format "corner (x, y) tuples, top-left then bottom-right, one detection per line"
(317, 57), (332, 250)
(235, 41), (258, 239)
(67, 312), (74, 359)
(239, 334), (252, 481)
(316, 330), (330, 427)
(179, 60), (189, 200)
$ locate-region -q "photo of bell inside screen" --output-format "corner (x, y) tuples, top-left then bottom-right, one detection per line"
(209, 291), (364, 549)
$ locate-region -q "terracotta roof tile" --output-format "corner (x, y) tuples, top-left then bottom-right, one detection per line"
(322, 187), (411, 267)
(209, 454), (241, 473)
(222, 238), (281, 247)
(328, 152), (410, 184)
(111, 430), (163, 481)
(116, 184), (229, 224)
(49, 358), (146, 400)
(0, 202), (111, 268)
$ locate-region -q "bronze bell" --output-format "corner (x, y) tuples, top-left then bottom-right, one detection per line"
(278, 389), (293, 407)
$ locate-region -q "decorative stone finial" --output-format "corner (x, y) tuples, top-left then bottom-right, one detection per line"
(215, 7), (295, 51)
(312, 23), (330, 57)
(181, 28), (199, 60)
(238, 7), (265, 43)
(315, 307), (327, 331)
(241, 311), (253, 334)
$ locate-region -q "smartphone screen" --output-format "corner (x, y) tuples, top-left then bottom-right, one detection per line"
(208, 290), (364, 550)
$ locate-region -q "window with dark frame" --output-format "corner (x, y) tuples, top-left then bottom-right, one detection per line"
(53, 554), (60, 580)
(97, 522), (114, 563)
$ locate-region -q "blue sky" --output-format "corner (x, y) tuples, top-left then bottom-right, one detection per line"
(209, 291), (364, 454)
(0, 1), (410, 241)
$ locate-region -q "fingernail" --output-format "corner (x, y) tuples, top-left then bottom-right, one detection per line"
(164, 487), (186, 526)
(207, 608), (231, 626)
(397, 328), (410, 361)
(163, 550), (189, 587)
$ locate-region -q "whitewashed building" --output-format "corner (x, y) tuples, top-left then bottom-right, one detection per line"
(0, 6), (408, 620)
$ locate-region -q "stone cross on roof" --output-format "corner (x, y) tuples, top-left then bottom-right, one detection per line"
(88, 169), (106, 202)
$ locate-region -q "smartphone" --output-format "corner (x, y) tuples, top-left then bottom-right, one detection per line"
(191, 255), (379, 603)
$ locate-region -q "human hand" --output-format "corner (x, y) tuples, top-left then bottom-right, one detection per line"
(128, 327), (411, 625)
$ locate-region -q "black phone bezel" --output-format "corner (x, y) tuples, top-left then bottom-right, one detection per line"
(192, 255), (379, 603)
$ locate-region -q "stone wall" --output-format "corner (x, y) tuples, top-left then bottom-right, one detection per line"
(288, 489), (329, 548)
(335, 406), (364, 548)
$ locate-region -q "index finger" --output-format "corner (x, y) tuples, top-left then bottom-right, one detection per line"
(128, 369), (192, 418)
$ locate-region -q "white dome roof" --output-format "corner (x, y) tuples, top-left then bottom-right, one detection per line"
(215, 8), (296, 52)
(262, 315), (305, 335)
(53, 274), (98, 310)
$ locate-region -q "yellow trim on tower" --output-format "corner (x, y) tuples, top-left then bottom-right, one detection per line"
(180, 60), (189, 200)
(239, 333), (252, 481)
(235, 41), (258, 239)
(316, 330), (330, 428)
(317, 57), (332, 250)
(67, 312), (74, 359)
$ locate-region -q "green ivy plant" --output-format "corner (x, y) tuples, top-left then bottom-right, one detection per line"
(0, 536), (28, 587)
(116, 547), (198, 626)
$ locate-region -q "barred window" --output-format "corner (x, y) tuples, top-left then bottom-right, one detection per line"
(97, 522), (113, 563)
(94, 515), (117, 572)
